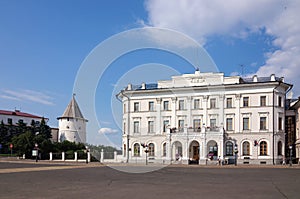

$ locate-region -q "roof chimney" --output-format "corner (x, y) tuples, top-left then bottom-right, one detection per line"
(270, 74), (276, 81)
(141, 82), (146, 89)
(127, 83), (132, 90)
(253, 75), (258, 82)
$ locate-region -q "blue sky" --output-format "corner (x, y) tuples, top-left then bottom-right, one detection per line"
(1, 0), (299, 147)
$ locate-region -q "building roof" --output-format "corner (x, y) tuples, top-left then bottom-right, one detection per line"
(0, 110), (45, 119)
(58, 95), (86, 120)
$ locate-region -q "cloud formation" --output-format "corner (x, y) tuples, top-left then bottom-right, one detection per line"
(0, 89), (55, 105)
(98, 127), (119, 134)
(145, 0), (300, 95)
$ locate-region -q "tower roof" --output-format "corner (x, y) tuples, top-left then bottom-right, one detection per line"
(58, 94), (86, 120)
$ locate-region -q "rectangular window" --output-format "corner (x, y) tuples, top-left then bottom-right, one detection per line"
(278, 117), (282, 130)
(178, 120), (184, 132)
(226, 98), (232, 108)
(194, 99), (200, 109)
(148, 121), (154, 133)
(179, 100), (184, 110)
(133, 121), (139, 133)
(163, 120), (169, 132)
(243, 117), (249, 130)
(134, 102), (139, 112)
(260, 117), (267, 130)
(260, 96), (266, 106)
(210, 98), (216, 109)
(243, 97), (249, 107)
(278, 96), (282, 107)
(123, 103), (126, 113)
(226, 118), (233, 131)
(210, 119), (216, 128)
(149, 101), (154, 111)
(7, 118), (12, 125)
(193, 119), (201, 131)
(163, 101), (169, 111)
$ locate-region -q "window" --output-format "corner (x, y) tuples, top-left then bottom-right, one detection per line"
(7, 118), (12, 125)
(148, 143), (155, 156)
(134, 102), (139, 112)
(194, 99), (200, 109)
(210, 98), (216, 108)
(226, 118), (233, 131)
(278, 96), (282, 107)
(133, 121), (139, 133)
(123, 103), (126, 113)
(243, 141), (250, 156)
(243, 97), (249, 107)
(133, 143), (140, 156)
(163, 120), (169, 132)
(210, 119), (216, 128)
(123, 122), (126, 134)
(179, 100), (184, 110)
(277, 141), (282, 156)
(163, 101), (169, 111)
(226, 98), (232, 108)
(260, 117), (267, 130)
(178, 120), (184, 132)
(149, 101), (154, 111)
(226, 142), (233, 156)
(278, 117), (282, 130)
(260, 96), (266, 106)
(162, 143), (167, 157)
(148, 121), (154, 133)
(243, 117), (249, 130)
(260, 141), (267, 155)
(193, 119), (201, 131)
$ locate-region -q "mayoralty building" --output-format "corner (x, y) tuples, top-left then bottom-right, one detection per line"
(117, 70), (292, 165)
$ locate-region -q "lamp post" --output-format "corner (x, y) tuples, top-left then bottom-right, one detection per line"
(141, 143), (148, 165)
(234, 144), (238, 166)
(289, 145), (292, 166)
(34, 143), (38, 162)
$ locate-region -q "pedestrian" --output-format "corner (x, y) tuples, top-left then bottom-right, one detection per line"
(218, 156), (221, 166)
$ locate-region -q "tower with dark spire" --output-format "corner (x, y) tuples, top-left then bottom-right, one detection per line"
(57, 94), (88, 143)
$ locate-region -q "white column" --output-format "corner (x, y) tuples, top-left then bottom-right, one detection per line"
(156, 98), (162, 134)
(74, 152), (78, 161)
(114, 151), (117, 162)
(49, 152), (53, 161)
(235, 94), (241, 133)
(203, 96), (208, 126)
(62, 152), (65, 161)
(187, 96), (192, 127)
(87, 152), (91, 162)
(101, 149), (104, 163)
(171, 97), (177, 128)
(219, 94), (224, 127)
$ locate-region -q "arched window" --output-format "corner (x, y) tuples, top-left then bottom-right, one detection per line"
(260, 141), (267, 155)
(277, 141), (282, 156)
(243, 141), (250, 156)
(133, 143), (140, 156)
(148, 143), (155, 156)
(225, 142), (233, 156)
(162, 143), (167, 157)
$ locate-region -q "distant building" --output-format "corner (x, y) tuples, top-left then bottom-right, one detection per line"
(57, 94), (88, 143)
(287, 98), (300, 164)
(0, 109), (47, 126)
(117, 70), (292, 165)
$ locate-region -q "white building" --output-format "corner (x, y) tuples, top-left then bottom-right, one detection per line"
(117, 70), (292, 165)
(0, 109), (47, 126)
(57, 95), (88, 143)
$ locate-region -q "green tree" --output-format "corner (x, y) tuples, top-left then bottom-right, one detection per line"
(0, 120), (8, 153)
(11, 131), (34, 157)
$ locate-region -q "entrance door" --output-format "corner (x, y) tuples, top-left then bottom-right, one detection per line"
(189, 141), (200, 164)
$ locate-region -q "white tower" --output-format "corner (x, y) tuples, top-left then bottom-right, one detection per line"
(57, 94), (88, 143)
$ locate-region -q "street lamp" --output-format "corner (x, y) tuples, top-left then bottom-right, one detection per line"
(141, 143), (148, 165)
(289, 145), (292, 166)
(234, 144), (238, 166)
(34, 143), (39, 162)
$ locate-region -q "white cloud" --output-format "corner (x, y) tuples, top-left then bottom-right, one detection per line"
(98, 127), (119, 134)
(0, 89), (55, 105)
(145, 0), (300, 95)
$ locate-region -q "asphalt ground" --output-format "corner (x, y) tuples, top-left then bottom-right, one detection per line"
(0, 160), (300, 199)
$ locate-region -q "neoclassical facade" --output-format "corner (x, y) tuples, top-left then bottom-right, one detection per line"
(117, 70), (292, 165)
